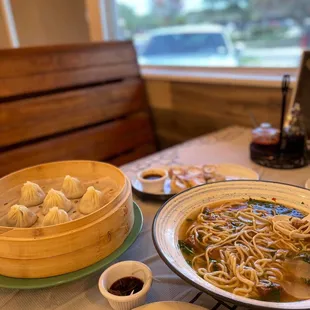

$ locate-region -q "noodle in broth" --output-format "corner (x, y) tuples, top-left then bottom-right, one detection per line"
(179, 199), (310, 302)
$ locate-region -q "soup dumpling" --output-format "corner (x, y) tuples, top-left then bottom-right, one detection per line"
(7, 204), (38, 228)
(42, 207), (71, 226)
(79, 186), (104, 215)
(19, 181), (45, 207)
(42, 189), (72, 215)
(61, 175), (86, 199)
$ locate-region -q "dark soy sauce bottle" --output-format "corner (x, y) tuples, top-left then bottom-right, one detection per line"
(279, 103), (308, 168)
(250, 103), (308, 169)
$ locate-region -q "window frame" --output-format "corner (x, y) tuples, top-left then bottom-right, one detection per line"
(140, 65), (297, 88)
(94, 0), (300, 88)
(0, 0), (19, 47)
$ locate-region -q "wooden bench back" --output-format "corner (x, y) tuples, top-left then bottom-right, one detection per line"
(0, 41), (156, 176)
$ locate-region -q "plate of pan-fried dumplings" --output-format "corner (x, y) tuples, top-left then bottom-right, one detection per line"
(0, 161), (137, 280)
(1, 174), (119, 228)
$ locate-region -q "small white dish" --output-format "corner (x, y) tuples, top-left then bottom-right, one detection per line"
(132, 164), (259, 200)
(134, 301), (208, 309)
(213, 163), (259, 180)
(137, 168), (168, 194)
(98, 261), (153, 310)
(133, 178), (172, 195)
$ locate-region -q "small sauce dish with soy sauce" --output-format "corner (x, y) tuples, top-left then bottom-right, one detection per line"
(137, 168), (168, 194)
(98, 261), (152, 310)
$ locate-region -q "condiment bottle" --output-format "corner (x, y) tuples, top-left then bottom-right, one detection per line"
(281, 103), (307, 156)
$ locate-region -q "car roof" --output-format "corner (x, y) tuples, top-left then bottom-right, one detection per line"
(146, 24), (225, 36)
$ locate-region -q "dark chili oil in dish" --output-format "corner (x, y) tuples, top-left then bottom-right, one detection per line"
(143, 174), (163, 180)
(108, 277), (144, 296)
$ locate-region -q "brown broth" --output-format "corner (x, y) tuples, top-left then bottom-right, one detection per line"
(179, 199), (242, 240)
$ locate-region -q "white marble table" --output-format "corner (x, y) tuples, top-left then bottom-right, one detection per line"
(1, 126), (309, 310)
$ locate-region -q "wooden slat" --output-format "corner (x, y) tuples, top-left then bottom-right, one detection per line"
(171, 82), (283, 128)
(0, 41), (136, 78)
(0, 63), (139, 98)
(109, 144), (156, 167)
(152, 108), (214, 148)
(0, 113), (154, 176)
(0, 41), (139, 98)
(0, 79), (146, 147)
(147, 80), (285, 148)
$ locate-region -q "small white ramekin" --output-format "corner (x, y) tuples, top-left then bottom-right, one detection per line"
(137, 168), (168, 194)
(98, 261), (153, 310)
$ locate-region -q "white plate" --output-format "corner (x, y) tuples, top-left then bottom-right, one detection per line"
(132, 178), (172, 195)
(132, 163), (259, 197)
(209, 163), (259, 181)
(134, 301), (208, 310)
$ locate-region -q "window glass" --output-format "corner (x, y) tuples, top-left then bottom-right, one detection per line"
(142, 33), (228, 56)
(117, 0), (310, 67)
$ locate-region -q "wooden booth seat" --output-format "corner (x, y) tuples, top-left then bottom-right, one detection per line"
(0, 41), (156, 176)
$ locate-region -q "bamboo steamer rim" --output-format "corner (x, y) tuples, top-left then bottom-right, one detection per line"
(0, 177), (132, 244)
(0, 160), (127, 235)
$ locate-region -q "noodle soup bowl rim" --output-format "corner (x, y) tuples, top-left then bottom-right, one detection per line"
(152, 180), (310, 310)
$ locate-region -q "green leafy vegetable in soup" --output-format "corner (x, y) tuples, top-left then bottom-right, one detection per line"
(178, 240), (194, 256)
(298, 252), (310, 264)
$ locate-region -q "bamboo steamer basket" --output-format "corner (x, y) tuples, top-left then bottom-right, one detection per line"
(0, 161), (134, 278)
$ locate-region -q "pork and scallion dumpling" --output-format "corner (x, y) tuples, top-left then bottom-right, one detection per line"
(42, 189), (72, 215)
(42, 207), (71, 226)
(79, 186), (105, 215)
(7, 204), (38, 228)
(170, 176), (187, 194)
(61, 175), (86, 199)
(19, 181), (45, 207)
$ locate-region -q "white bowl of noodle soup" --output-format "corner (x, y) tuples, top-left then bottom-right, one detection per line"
(152, 180), (310, 310)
